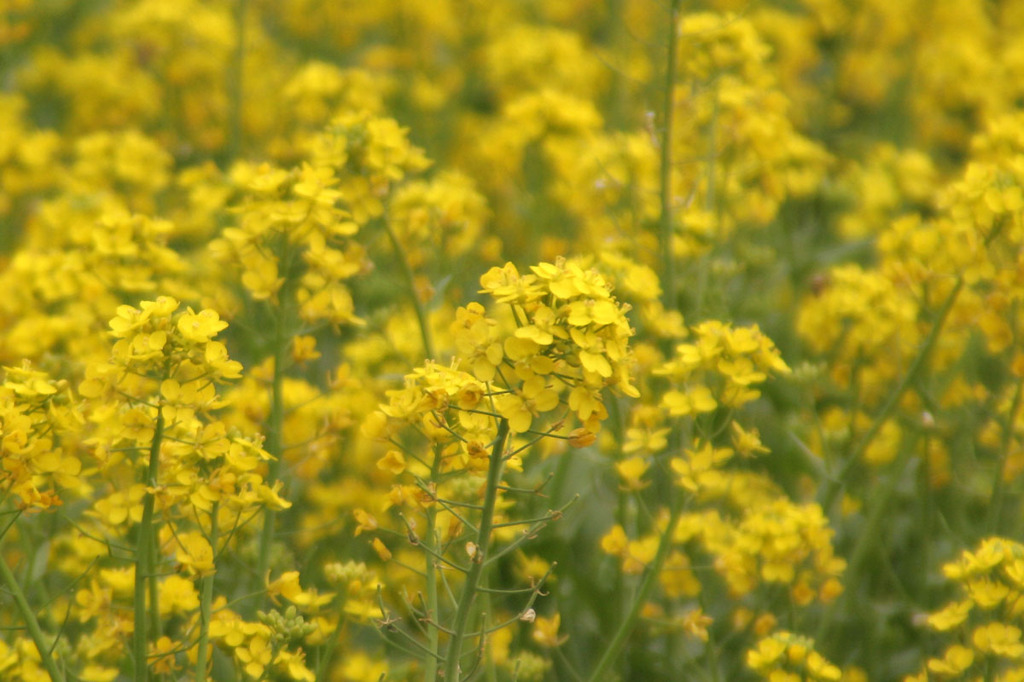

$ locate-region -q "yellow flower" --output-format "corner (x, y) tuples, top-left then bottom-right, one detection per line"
(176, 532), (215, 576)
(352, 508), (378, 536)
(807, 651), (842, 681)
(274, 649), (316, 682)
(748, 635), (787, 670)
(79, 666), (119, 682)
(748, 631), (840, 681)
(148, 637), (180, 675)
(176, 307), (229, 344)
(235, 634), (273, 679)
(515, 305), (560, 345)
(2, 362), (61, 397)
(240, 252), (284, 300)
(495, 392), (534, 433)
(966, 577), (1010, 608)
(293, 162), (341, 205)
(340, 652), (388, 682)
(267, 571), (334, 609)
(568, 385), (603, 421)
(376, 450), (407, 475)
(973, 622), (1024, 658)
(623, 423), (670, 455)
(623, 536), (659, 575)
(600, 524), (628, 556)
(159, 575), (200, 615)
(532, 613), (568, 648)
(660, 551), (701, 598)
(679, 608), (713, 642)
(451, 302), (504, 382)
(371, 538), (392, 561)
(614, 456), (650, 491)
(204, 341), (244, 380)
(732, 422), (770, 457)
(479, 262), (543, 304)
(91, 484), (146, 527)
(926, 644), (974, 676)
(663, 386), (718, 416)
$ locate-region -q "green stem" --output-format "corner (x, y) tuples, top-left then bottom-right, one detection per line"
(255, 316), (286, 597)
(986, 335), (1023, 533)
(196, 502), (220, 682)
(847, 445), (915, 588)
(256, 237), (294, 607)
(919, 430), (933, 659)
(815, 426), (927, 647)
(314, 617), (344, 682)
(703, 88), (718, 216)
(819, 278), (965, 512)
(605, 0), (628, 130)
(659, 0), (682, 311)
(482, 587), (498, 682)
(586, 503), (683, 682)
(694, 87), (718, 317)
(227, 0), (247, 160)
(134, 406), (165, 682)
(424, 447), (442, 682)
(149, 530), (161, 641)
(0, 527), (65, 682)
(384, 220), (435, 360)
(443, 419), (510, 682)
(820, 220), (1004, 512)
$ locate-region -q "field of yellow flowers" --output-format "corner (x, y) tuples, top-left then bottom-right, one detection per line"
(3, 1), (1024, 680)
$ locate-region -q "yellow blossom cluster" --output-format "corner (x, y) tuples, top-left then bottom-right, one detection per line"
(747, 630), (842, 682)
(596, 303), (839, 673)
(56, 298), (301, 679)
(355, 258), (639, 677)
(0, 363), (81, 511)
(906, 538), (1024, 680)
(658, 320), (790, 417)
(694, 497), (845, 605)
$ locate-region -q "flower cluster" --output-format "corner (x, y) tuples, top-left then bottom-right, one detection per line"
(695, 497), (845, 605)
(69, 298), (294, 678)
(359, 258), (637, 677)
(0, 363), (81, 511)
(906, 537), (1024, 680)
(210, 110), (431, 326)
(747, 630), (842, 682)
(657, 320), (791, 417)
